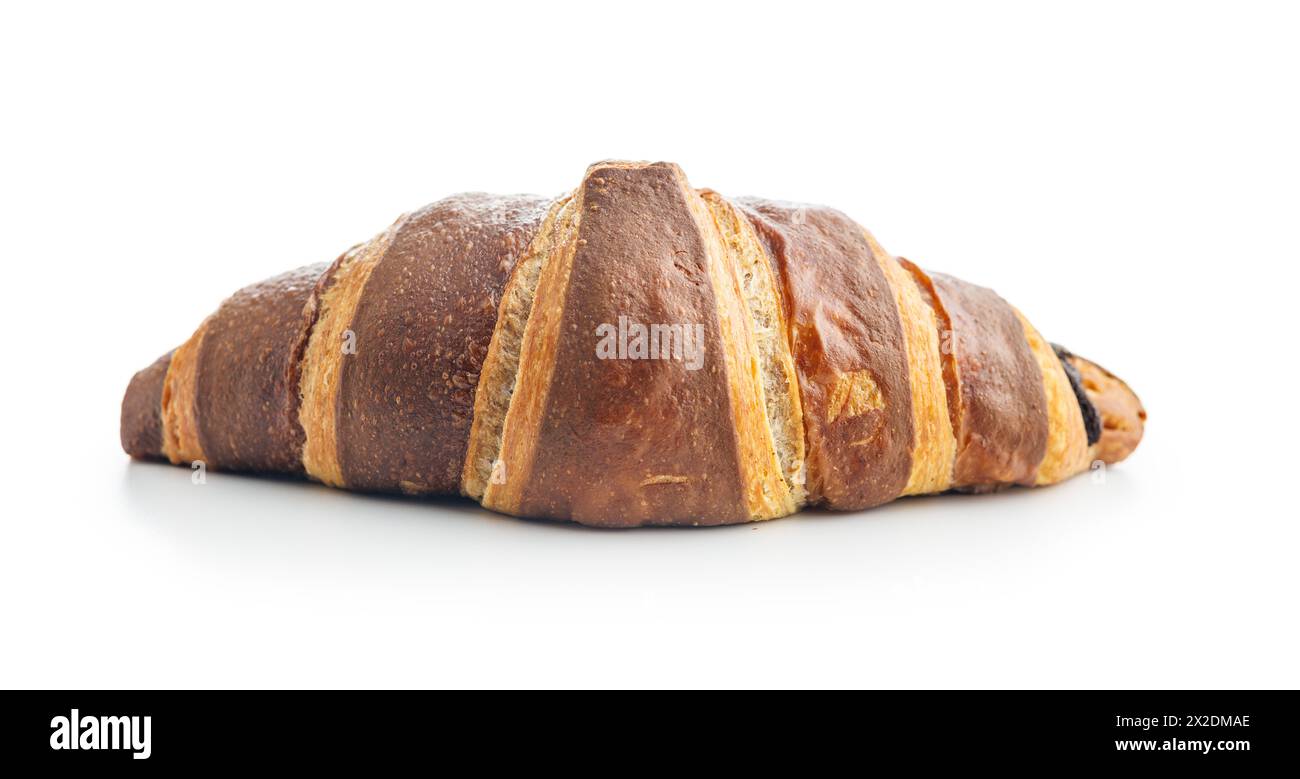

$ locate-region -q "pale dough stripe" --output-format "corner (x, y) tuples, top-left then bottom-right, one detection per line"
(1015, 309), (1089, 485)
(482, 186), (586, 515)
(461, 196), (575, 500)
(707, 192), (806, 512)
(160, 318), (210, 466)
(690, 187), (795, 520)
(298, 220), (404, 487)
(701, 191), (808, 509)
(865, 234), (957, 495)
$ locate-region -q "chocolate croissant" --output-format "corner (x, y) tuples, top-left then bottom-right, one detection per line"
(121, 161), (1145, 527)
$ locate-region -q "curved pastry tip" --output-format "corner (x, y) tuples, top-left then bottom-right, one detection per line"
(1068, 353), (1146, 465)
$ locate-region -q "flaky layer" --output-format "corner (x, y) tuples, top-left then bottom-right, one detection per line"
(693, 189), (798, 519)
(1015, 310), (1090, 485)
(160, 319), (209, 466)
(737, 198), (915, 510)
(482, 191), (584, 515)
(461, 196), (576, 500)
(299, 222), (402, 487)
(868, 237), (957, 496)
(700, 191), (807, 508)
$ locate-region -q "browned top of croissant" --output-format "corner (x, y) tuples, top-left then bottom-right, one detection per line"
(121, 160), (1145, 527)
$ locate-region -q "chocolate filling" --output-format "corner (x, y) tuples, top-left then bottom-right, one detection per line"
(1051, 343), (1102, 446)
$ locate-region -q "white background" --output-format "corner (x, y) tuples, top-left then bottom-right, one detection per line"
(1, 1), (1296, 688)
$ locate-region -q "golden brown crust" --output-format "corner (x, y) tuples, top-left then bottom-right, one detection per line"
(493, 162), (752, 526)
(335, 194), (554, 495)
(1069, 354), (1145, 465)
(919, 270), (1049, 489)
(738, 198), (914, 510)
(124, 160), (1144, 525)
(194, 264), (327, 473)
(121, 351), (172, 460)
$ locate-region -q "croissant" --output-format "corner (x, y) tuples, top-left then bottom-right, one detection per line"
(121, 161), (1145, 527)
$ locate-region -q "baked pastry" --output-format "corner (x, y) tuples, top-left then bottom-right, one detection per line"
(121, 161), (1145, 527)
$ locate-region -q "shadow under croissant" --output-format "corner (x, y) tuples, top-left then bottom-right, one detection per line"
(119, 458), (761, 548)
(121, 455), (1139, 538)
(123, 460), (491, 576)
(116, 458), (1145, 609)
